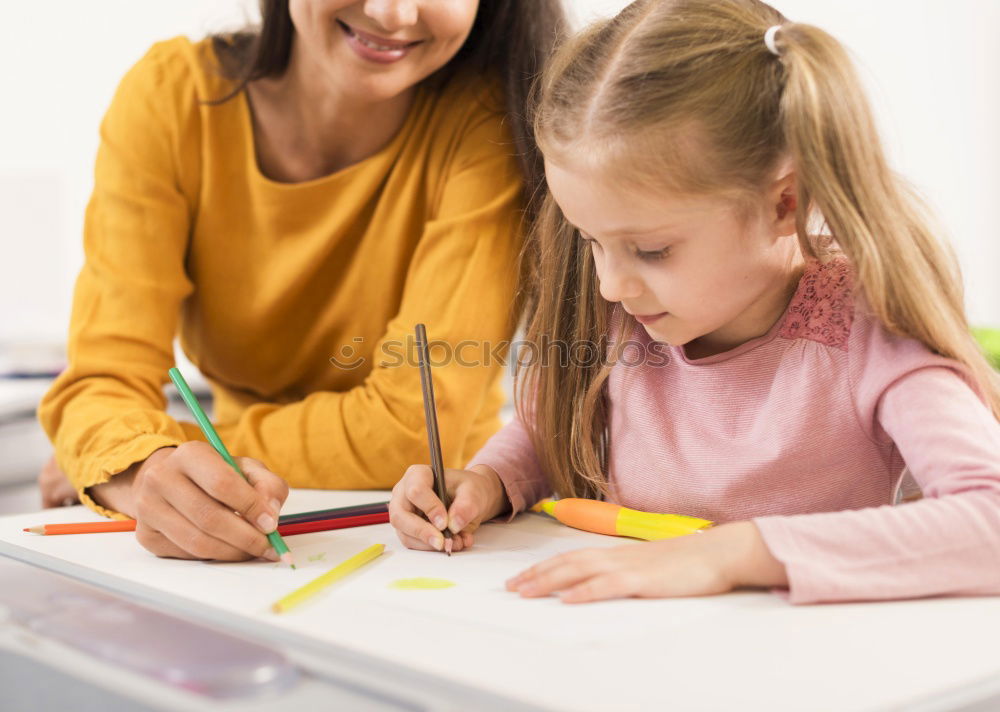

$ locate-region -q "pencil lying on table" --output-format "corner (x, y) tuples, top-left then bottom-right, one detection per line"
(271, 543), (385, 614)
(280, 502), (388, 525)
(24, 521), (138, 535)
(275, 512), (388, 536)
(25, 509), (390, 536)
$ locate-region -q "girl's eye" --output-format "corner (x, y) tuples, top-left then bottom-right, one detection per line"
(637, 246), (671, 261)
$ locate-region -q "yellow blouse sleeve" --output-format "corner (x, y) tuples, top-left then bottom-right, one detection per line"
(219, 105), (523, 489)
(38, 43), (202, 517)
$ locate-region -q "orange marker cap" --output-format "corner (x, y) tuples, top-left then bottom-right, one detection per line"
(551, 498), (620, 536)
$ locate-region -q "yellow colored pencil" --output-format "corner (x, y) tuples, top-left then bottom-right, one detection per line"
(271, 543), (385, 614)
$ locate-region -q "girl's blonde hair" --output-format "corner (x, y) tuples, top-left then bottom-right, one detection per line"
(518, 0), (1000, 499)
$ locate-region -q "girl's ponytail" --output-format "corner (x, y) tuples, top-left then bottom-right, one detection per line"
(776, 23), (1000, 416)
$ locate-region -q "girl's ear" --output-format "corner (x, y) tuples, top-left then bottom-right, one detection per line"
(770, 171), (798, 238)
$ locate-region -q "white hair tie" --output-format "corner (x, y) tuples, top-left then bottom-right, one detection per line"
(764, 25), (782, 56)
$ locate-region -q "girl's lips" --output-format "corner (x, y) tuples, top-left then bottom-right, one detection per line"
(632, 312), (669, 326)
(336, 20), (424, 64)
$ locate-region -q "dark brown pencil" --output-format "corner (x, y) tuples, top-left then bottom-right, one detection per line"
(415, 323), (452, 556)
(279, 502), (388, 525)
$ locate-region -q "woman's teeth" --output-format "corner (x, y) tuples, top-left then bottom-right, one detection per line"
(356, 34), (400, 52)
(342, 22), (413, 52)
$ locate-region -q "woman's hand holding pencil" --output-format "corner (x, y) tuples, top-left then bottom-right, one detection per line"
(388, 464), (509, 553)
(88, 441), (291, 563)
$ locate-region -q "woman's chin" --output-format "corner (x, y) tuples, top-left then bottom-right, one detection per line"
(329, 70), (419, 104)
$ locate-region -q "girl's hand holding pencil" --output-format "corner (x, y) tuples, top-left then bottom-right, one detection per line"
(389, 464), (509, 553)
(394, 324), (512, 555)
(89, 441), (290, 563)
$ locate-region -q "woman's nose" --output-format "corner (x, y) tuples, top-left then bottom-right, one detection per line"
(362, 0), (419, 32)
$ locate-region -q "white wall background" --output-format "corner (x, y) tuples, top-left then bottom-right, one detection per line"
(1, 0), (997, 346)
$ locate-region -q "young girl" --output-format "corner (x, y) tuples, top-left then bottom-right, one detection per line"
(388, 0), (1000, 605)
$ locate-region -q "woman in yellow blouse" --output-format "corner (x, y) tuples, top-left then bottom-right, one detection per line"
(38, 0), (566, 562)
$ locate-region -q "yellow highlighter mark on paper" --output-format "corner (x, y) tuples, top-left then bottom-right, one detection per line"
(389, 578), (456, 590)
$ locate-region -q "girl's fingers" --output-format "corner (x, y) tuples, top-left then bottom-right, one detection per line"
(396, 529), (437, 552)
(505, 554), (563, 590)
(395, 526), (468, 553)
(508, 549), (611, 597)
(443, 532), (466, 553)
(459, 529), (475, 549)
(401, 465), (449, 530)
(446, 483), (485, 534)
(155, 468), (273, 559)
(559, 572), (634, 604)
(389, 466), (491, 553)
(388, 504), (469, 552)
(388, 480), (417, 515)
(391, 508), (447, 550)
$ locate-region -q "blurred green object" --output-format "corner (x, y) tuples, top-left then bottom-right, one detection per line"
(973, 327), (1000, 370)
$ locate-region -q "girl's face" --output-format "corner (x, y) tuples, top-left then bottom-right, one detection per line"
(544, 157), (801, 356)
(289, 0), (479, 101)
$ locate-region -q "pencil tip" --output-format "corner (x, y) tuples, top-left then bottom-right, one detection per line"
(281, 552), (296, 568)
(24, 526), (43, 534)
(444, 538), (453, 556)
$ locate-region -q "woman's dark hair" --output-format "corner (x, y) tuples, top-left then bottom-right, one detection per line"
(212, 1), (568, 219)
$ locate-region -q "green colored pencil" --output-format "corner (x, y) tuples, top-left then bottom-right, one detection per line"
(168, 367), (295, 568)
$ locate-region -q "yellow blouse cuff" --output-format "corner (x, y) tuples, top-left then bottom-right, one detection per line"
(75, 433), (185, 519)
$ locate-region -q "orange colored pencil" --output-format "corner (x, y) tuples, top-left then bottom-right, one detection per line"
(24, 521), (137, 535)
(23, 511), (391, 537)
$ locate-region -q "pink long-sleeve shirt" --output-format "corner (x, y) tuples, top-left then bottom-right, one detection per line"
(469, 258), (1000, 604)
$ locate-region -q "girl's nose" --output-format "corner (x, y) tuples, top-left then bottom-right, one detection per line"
(596, 256), (643, 304)
(362, 0), (419, 32)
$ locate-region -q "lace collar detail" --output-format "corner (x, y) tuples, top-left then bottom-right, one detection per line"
(778, 257), (854, 350)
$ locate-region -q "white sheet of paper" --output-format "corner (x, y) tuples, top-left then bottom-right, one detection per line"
(8, 491), (998, 712)
(184, 509), (741, 647)
(0, 491), (743, 648)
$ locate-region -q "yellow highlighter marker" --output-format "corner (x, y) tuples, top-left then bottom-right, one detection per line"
(531, 498), (713, 540)
(271, 543), (385, 614)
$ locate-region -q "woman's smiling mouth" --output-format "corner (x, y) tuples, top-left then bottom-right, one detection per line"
(336, 20), (424, 63)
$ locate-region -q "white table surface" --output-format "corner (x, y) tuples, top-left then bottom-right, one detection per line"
(3, 489), (1000, 712)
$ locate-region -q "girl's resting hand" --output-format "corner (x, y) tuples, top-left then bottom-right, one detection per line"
(89, 441), (289, 562)
(389, 464), (509, 553)
(505, 521), (787, 603)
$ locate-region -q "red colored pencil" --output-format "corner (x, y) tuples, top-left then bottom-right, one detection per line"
(24, 511), (390, 537)
(280, 502), (388, 525)
(276, 511), (389, 536)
